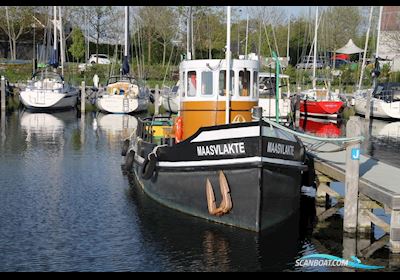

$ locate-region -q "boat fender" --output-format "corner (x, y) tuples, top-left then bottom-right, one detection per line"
(121, 139), (130, 156)
(141, 153), (157, 180)
(125, 150), (135, 171)
(301, 155), (316, 187)
(175, 116), (183, 143)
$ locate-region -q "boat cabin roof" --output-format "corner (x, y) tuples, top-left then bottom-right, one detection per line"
(107, 75), (138, 85)
(179, 59), (260, 101)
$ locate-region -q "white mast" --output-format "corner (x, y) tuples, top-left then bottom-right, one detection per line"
(53, 6), (57, 53)
(245, 11), (249, 58)
(59, 7), (64, 76)
(376, 6), (383, 58)
(124, 6), (128, 57)
(287, 14), (290, 62)
(186, 6), (191, 60)
(358, 6), (374, 91)
(312, 6), (318, 89)
(225, 6), (231, 124)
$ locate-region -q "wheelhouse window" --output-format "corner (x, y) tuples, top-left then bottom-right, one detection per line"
(201, 71), (213, 96)
(219, 70), (234, 96)
(187, 71), (197, 97)
(239, 69), (250, 96)
(253, 71), (258, 98)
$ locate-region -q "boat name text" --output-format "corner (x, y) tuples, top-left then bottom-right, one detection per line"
(197, 142), (246, 157)
(267, 142), (295, 156)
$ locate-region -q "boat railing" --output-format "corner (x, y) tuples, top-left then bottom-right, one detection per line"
(136, 116), (174, 144)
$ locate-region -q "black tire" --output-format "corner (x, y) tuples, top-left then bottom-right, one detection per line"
(140, 153), (157, 180)
(121, 139), (130, 156)
(125, 150), (135, 171)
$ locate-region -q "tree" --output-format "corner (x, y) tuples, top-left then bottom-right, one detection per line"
(152, 7), (178, 67)
(86, 6), (114, 63)
(68, 28), (85, 62)
(0, 6), (34, 60)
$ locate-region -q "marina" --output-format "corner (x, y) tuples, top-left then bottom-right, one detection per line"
(1, 5), (400, 272)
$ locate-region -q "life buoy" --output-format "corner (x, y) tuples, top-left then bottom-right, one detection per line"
(125, 150), (135, 171)
(121, 139), (130, 156)
(141, 153), (157, 180)
(175, 116), (183, 143)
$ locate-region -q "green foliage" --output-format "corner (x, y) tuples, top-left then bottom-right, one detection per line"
(68, 28), (86, 63)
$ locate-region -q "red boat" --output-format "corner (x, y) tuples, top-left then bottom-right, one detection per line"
(300, 99), (343, 117)
(299, 118), (341, 137)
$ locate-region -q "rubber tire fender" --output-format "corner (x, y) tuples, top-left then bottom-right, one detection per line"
(125, 150), (135, 171)
(121, 139), (130, 156)
(141, 153), (157, 180)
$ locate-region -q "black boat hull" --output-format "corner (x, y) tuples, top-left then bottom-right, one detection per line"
(132, 161), (302, 232)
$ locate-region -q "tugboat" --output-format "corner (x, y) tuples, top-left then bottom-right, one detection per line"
(124, 7), (307, 232)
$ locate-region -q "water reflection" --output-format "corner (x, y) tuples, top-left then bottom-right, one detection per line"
(96, 113), (138, 145)
(298, 117), (342, 138)
(124, 172), (306, 272)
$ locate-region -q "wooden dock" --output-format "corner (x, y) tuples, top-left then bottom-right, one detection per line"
(303, 134), (400, 254)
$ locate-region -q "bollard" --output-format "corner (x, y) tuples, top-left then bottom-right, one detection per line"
(154, 84), (160, 115)
(1, 76), (5, 113)
(343, 116), (362, 234)
(81, 81), (86, 113)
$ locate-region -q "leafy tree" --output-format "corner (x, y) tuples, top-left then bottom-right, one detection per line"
(68, 28), (85, 62)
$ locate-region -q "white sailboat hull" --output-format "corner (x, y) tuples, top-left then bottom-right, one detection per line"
(20, 89), (78, 110)
(355, 97), (400, 119)
(96, 95), (147, 114)
(161, 94), (179, 113)
(258, 98), (291, 118)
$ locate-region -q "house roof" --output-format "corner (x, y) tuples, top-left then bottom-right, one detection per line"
(335, 39), (364, 54)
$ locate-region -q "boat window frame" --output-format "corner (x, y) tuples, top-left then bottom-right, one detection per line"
(200, 71), (214, 96)
(187, 70), (197, 97)
(218, 70), (235, 97)
(238, 68), (251, 97)
(253, 71), (258, 98)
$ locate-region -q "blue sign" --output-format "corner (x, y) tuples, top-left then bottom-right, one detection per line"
(351, 148), (360, 160)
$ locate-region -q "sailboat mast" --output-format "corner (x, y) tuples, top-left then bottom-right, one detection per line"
(53, 6), (57, 53)
(287, 14), (290, 62)
(376, 6), (383, 58)
(312, 6), (318, 89)
(124, 6), (128, 57)
(358, 6), (373, 91)
(225, 6), (231, 124)
(59, 7), (64, 76)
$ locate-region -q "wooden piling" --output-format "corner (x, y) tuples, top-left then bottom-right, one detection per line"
(1, 76), (5, 113)
(390, 210), (400, 253)
(80, 81), (86, 113)
(154, 84), (160, 115)
(343, 116), (361, 234)
(357, 194), (372, 236)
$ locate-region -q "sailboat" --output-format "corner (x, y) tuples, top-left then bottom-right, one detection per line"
(19, 7), (78, 110)
(160, 81), (180, 113)
(123, 7), (307, 232)
(96, 7), (148, 114)
(354, 7), (400, 119)
(298, 7), (343, 118)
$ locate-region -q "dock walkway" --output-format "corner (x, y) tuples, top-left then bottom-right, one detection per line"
(304, 137), (400, 253)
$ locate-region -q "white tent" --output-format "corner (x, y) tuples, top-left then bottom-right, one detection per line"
(335, 39), (364, 54)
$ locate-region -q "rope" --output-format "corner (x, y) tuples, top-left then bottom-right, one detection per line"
(262, 117), (364, 144)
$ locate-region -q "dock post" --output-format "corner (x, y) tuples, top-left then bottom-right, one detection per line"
(1, 76), (5, 113)
(154, 84), (160, 115)
(343, 116), (361, 234)
(81, 81), (86, 113)
(357, 194), (372, 236)
(390, 210), (400, 253)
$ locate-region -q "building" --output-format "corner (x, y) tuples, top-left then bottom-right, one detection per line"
(379, 6), (400, 71)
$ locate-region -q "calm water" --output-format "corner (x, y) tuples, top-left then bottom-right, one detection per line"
(0, 110), (399, 271)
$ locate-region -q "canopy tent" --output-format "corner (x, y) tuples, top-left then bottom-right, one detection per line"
(335, 39), (364, 54)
